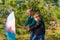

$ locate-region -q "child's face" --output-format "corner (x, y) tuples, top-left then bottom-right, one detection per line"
(34, 14), (40, 21)
(27, 9), (33, 16)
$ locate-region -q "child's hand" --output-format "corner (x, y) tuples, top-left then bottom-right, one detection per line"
(22, 26), (26, 29)
(26, 27), (30, 31)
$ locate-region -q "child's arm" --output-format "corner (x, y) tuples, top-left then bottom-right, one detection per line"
(23, 16), (30, 30)
(29, 19), (40, 30)
(30, 22), (40, 30)
(41, 19), (45, 27)
(24, 16), (30, 27)
(29, 18), (36, 27)
(26, 19), (36, 31)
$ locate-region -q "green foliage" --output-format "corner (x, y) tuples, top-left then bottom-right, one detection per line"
(0, 0), (60, 40)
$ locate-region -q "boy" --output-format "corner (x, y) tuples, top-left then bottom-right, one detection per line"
(23, 8), (36, 40)
(28, 13), (45, 40)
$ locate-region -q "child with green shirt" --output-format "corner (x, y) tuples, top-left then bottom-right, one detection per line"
(23, 8), (36, 40)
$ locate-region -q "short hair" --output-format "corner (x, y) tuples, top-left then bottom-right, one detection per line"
(34, 12), (40, 18)
(27, 7), (33, 12)
(35, 12), (40, 16)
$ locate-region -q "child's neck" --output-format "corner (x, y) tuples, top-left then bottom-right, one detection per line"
(29, 15), (33, 18)
(36, 19), (41, 22)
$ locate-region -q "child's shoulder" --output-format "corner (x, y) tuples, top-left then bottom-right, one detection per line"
(27, 16), (31, 19)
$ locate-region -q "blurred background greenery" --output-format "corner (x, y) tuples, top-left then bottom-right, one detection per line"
(0, 0), (60, 40)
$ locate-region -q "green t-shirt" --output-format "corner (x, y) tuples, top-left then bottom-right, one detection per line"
(24, 16), (36, 27)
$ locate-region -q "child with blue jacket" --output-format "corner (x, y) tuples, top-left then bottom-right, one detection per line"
(29, 13), (45, 40)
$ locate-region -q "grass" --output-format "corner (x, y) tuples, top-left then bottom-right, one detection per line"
(0, 24), (60, 40)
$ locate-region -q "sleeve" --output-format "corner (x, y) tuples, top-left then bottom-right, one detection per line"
(30, 24), (38, 30)
(24, 16), (30, 26)
(30, 22), (40, 30)
(29, 18), (36, 27)
(41, 18), (45, 27)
